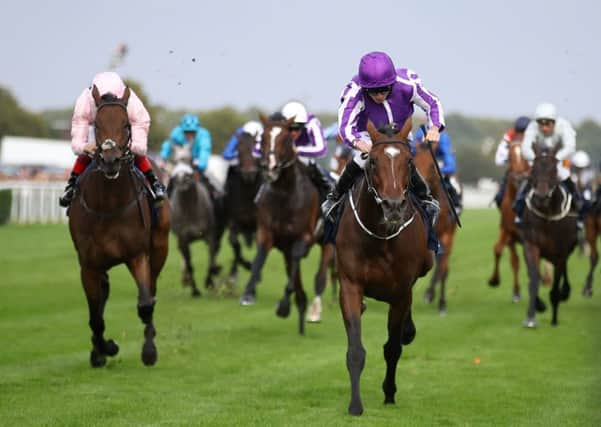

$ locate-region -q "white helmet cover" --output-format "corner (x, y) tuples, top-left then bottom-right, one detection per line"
(242, 120), (263, 140)
(282, 101), (308, 124)
(535, 103), (557, 121)
(571, 150), (591, 168)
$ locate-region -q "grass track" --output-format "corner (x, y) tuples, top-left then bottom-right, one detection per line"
(0, 209), (600, 426)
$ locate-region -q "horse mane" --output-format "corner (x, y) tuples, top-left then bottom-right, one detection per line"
(100, 93), (120, 103)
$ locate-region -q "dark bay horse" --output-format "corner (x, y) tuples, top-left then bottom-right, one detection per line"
(488, 141), (530, 301)
(336, 123), (433, 415)
(239, 114), (334, 334)
(68, 86), (170, 367)
(413, 138), (458, 314)
(520, 142), (578, 327)
(582, 204), (601, 297)
(221, 131), (261, 283)
(169, 162), (221, 296)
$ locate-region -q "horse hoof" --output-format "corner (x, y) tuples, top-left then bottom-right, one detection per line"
(522, 318), (537, 328)
(348, 401), (364, 416)
(241, 260), (252, 270)
(103, 339), (119, 356)
(582, 287), (593, 298)
(227, 274), (237, 285)
(240, 294), (256, 306)
(275, 300), (291, 318)
(512, 294), (521, 303)
(90, 349), (107, 367)
(210, 265), (222, 275)
(535, 297), (547, 313)
(384, 396), (395, 404)
(141, 341), (158, 366)
(438, 307), (448, 316)
(488, 277), (500, 287)
(560, 287), (571, 302)
(191, 288), (202, 298)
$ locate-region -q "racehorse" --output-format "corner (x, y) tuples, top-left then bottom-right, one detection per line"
(68, 86), (170, 367)
(413, 137), (458, 313)
(488, 141), (530, 301)
(221, 131), (261, 283)
(335, 122), (433, 415)
(239, 114), (333, 334)
(169, 162), (221, 296)
(520, 142), (578, 327)
(582, 203), (601, 297)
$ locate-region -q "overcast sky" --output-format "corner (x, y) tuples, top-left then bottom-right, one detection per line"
(1, 0), (599, 122)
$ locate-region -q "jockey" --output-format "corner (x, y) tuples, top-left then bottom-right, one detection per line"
(571, 150), (594, 210)
(280, 101), (333, 201)
(59, 71), (165, 207)
(513, 103), (580, 223)
(413, 124), (462, 214)
(493, 116), (531, 207)
(322, 51), (444, 247)
(222, 120), (263, 163)
(159, 114), (216, 196)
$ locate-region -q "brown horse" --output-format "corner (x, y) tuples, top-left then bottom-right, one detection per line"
(488, 141), (530, 301)
(336, 123), (433, 416)
(582, 205), (601, 297)
(520, 142), (578, 327)
(413, 138), (458, 313)
(239, 114), (334, 334)
(222, 131), (261, 283)
(68, 86), (170, 367)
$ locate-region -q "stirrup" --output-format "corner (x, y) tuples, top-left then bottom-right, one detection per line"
(322, 197), (342, 221)
(423, 198), (440, 226)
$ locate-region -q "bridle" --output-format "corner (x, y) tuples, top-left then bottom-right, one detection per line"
(261, 125), (296, 182)
(363, 139), (411, 206)
(94, 100), (133, 177)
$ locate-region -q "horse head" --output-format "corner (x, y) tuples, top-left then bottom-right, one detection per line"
(92, 85), (132, 179)
(169, 162), (196, 192)
(530, 141), (562, 200)
(237, 131), (260, 182)
(258, 113), (297, 183)
(365, 121), (413, 226)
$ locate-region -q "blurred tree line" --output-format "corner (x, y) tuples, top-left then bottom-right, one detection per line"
(1, 81), (600, 184)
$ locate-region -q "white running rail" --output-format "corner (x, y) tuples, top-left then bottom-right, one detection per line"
(0, 181), (68, 224)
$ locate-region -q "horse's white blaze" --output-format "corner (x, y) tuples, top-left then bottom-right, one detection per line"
(384, 147), (401, 189)
(269, 127), (282, 170)
(101, 139), (116, 151)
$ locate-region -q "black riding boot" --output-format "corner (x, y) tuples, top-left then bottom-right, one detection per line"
(59, 172), (79, 207)
(410, 164), (440, 252)
(308, 162), (334, 202)
(494, 174), (507, 208)
(321, 160), (363, 220)
(512, 180), (530, 225)
(144, 169), (166, 203)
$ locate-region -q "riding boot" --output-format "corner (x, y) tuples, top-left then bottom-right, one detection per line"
(144, 169), (166, 203)
(410, 163), (440, 227)
(512, 180), (530, 226)
(494, 175), (507, 208)
(308, 162), (334, 202)
(321, 160), (363, 220)
(59, 172), (79, 207)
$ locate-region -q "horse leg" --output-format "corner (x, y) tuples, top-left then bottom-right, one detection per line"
(488, 229), (509, 287)
(523, 242), (542, 328)
(437, 232), (455, 314)
(560, 263), (571, 302)
(293, 261), (308, 336)
(205, 233), (221, 290)
(340, 276), (365, 416)
(308, 243), (334, 323)
(382, 297), (411, 404)
(276, 241), (308, 326)
(178, 237), (200, 297)
(81, 268), (118, 367)
(549, 262), (565, 326)
(228, 228), (242, 283)
(127, 255), (158, 366)
(240, 233), (272, 305)
(330, 256), (338, 305)
(583, 219), (598, 297)
(423, 256), (439, 304)
(508, 240), (521, 302)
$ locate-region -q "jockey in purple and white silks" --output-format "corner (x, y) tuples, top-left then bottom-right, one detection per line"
(321, 51), (445, 240)
(254, 103), (334, 201)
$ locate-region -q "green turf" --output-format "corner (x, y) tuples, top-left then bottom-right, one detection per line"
(0, 209), (600, 426)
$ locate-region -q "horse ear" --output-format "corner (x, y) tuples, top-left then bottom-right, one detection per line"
(553, 139), (563, 156)
(121, 86), (130, 105)
(286, 116), (296, 127)
(91, 85), (101, 106)
(259, 113), (268, 127)
(366, 120), (380, 142)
